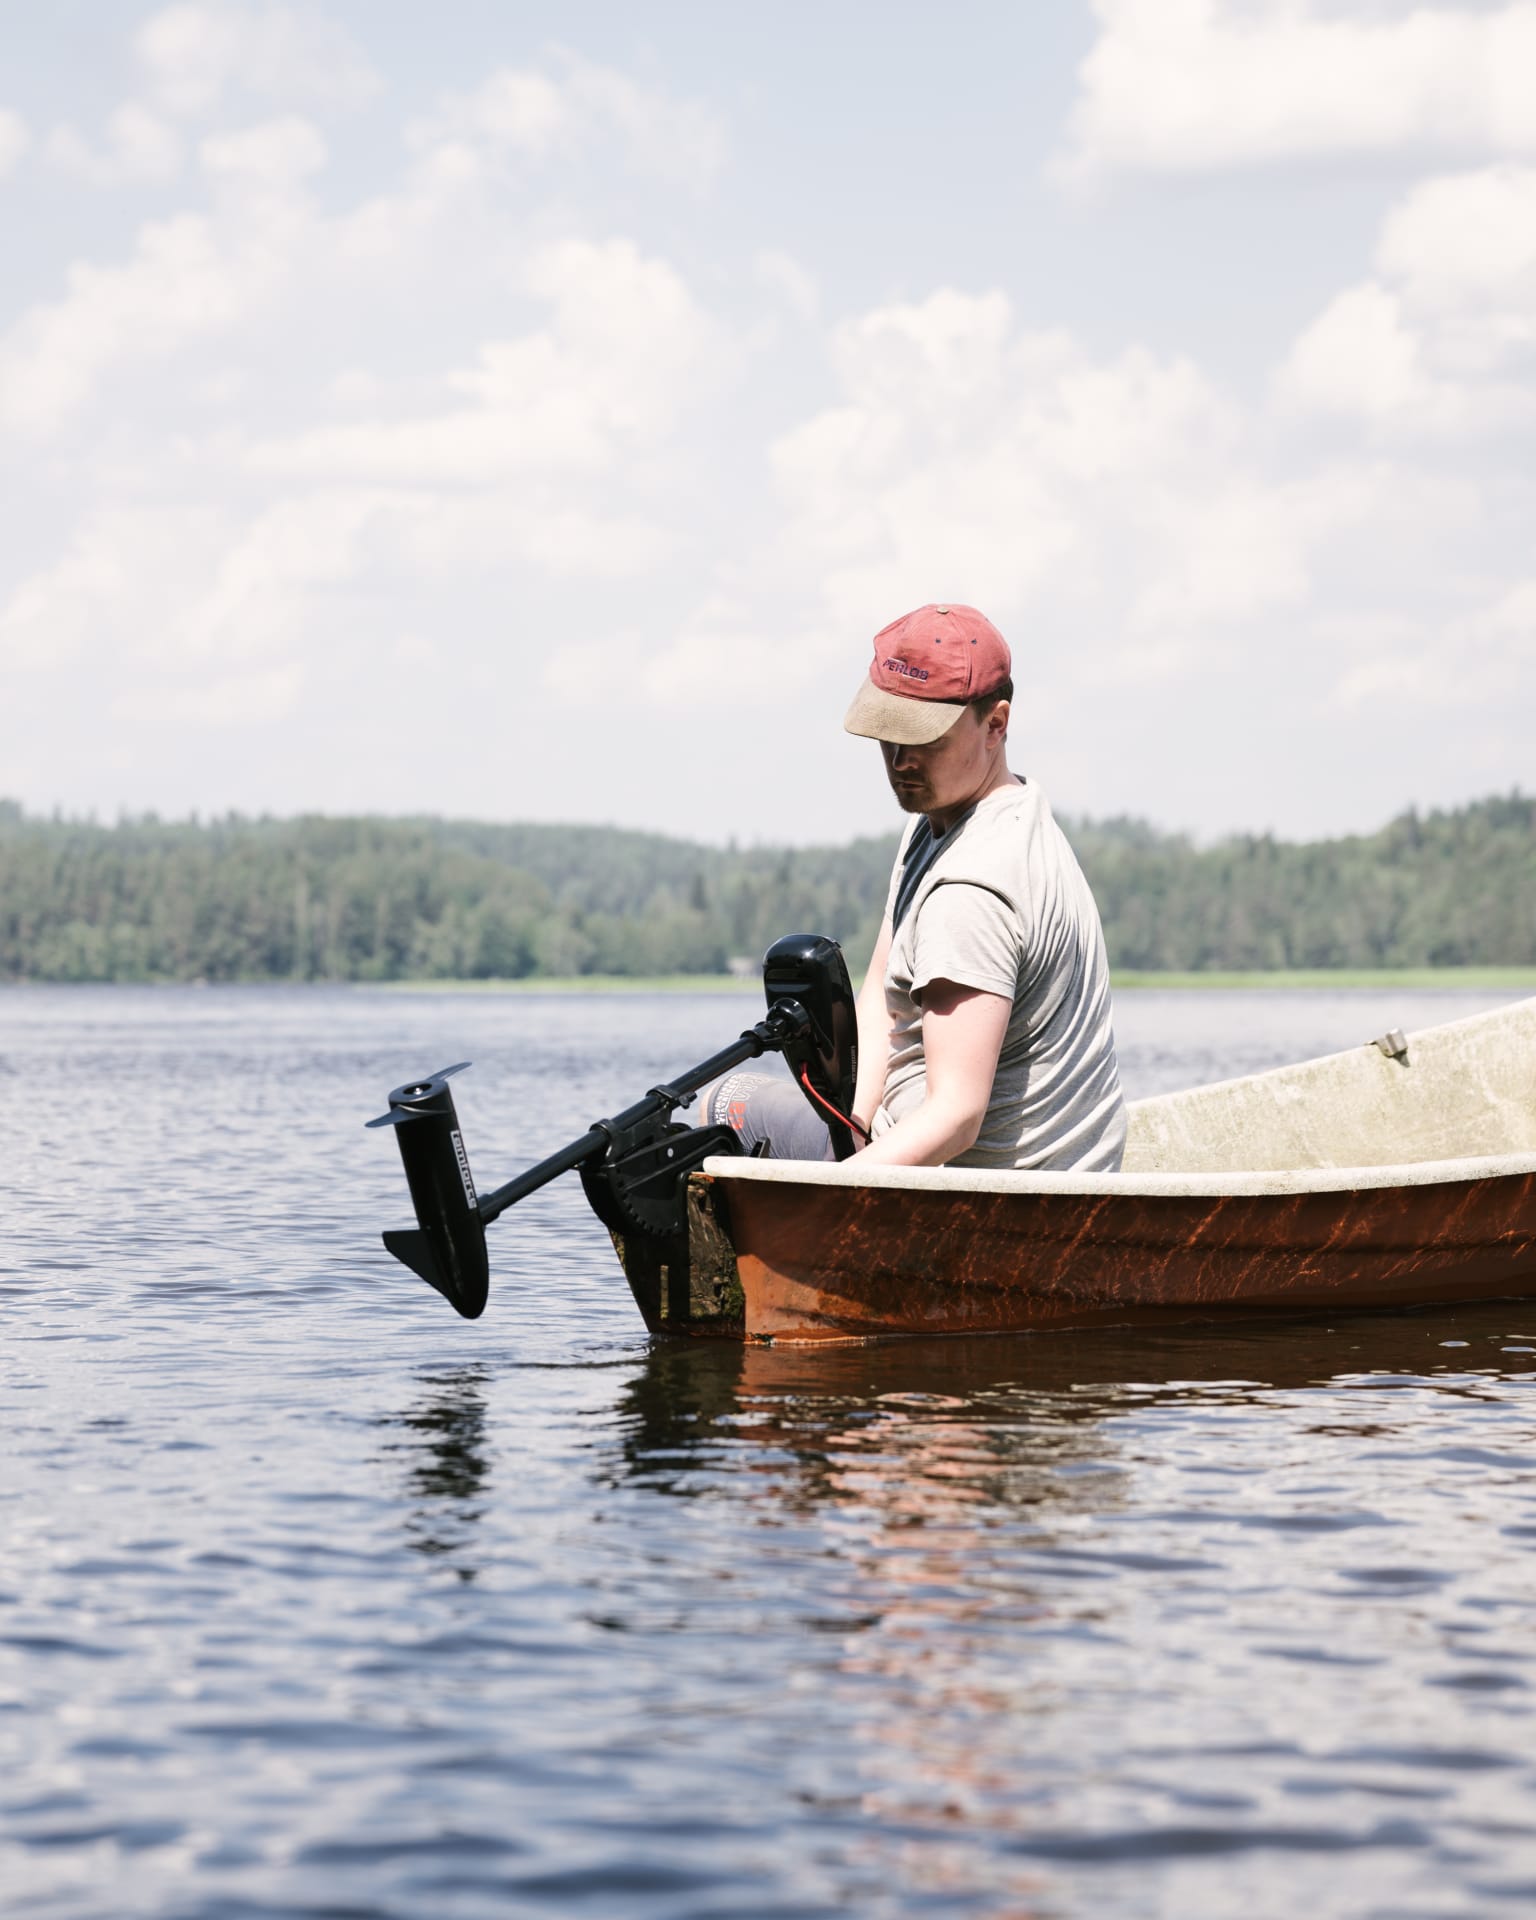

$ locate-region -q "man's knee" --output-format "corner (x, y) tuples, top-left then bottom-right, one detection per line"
(697, 1070), (834, 1161)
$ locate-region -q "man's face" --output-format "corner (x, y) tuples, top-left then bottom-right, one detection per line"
(879, 703), (1006, 820)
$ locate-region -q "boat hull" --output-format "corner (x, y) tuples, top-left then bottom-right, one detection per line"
(610, 1162), (1536, 1344)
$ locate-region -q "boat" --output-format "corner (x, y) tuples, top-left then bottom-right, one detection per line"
(372, 959), (1536, 1344)
(607, 998), (1536, 1344)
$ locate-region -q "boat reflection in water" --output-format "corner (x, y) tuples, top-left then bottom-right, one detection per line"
(605, 1308), (1536, 1903)
(611, 1307), (1510, 1489)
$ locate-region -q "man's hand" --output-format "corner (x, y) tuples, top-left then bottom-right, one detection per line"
(854, 977), (1011, 1167)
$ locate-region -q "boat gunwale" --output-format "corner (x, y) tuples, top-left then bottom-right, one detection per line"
(697, 1149), (1536, 1202)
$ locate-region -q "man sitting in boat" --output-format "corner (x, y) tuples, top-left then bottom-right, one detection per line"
(701, 603), (1127, 1171)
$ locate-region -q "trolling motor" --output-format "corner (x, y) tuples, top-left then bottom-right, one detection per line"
(368, 934), (860, 1319)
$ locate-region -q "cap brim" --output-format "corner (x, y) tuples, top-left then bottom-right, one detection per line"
(843, 679), (967, 745)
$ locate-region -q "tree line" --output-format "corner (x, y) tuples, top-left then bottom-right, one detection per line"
(0, 792), (1530, 983)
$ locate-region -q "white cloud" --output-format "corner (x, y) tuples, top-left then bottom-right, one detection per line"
(45, 104), (183, 186)
(391, 497), (673, 581)
(3, 491), (365, 729)
(753, 249), (819, 321)
(410, 68), (566, 159)
(248, 237), (724, 484)
(623, 599), (801, 705)
(1279, 167), (1536, 431)
(0, 496), (314, 777)
(1280, 283), (1434, 422)
(1331, 580), (1536, 708)
(0, 223), (722, 762)
(115, 662), (307, 729)
(0, 506), (228, 669)
(1380, 167), (1536, 309)
(1376, 167), (1536, 388)
(174, 489), (382, 662)
(541, 592), (828, 712)
(0, 108), (329, 440)
(406, 53), (725, 184)
(0, 108), (30, 180)
(0, 201), (302, 435)
(766, 288), (1269, 643)
(1062, 0), (1536, 180)
(199, 114), (328, 192)
(1131, 483), (1308, 637)
(135, 2), (378, 118)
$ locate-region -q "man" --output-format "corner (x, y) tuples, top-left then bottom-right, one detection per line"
(702, 602), (1126, 1171)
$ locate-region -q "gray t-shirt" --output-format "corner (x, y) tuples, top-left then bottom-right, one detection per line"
(875, 779), (1126, 1172)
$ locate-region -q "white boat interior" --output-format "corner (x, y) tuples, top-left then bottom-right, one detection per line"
(1122, 996), (1536, 1174)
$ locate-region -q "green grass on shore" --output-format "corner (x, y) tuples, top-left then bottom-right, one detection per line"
(374, 973), (762, 994)
(1110, 967), (1536, 990)
(372, 966), (1536, 995)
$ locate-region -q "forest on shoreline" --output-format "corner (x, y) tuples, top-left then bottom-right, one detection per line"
(0, 792), (1531, 984)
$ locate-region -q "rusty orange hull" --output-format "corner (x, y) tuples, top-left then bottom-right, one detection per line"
(610, 1158), (1536, 1344)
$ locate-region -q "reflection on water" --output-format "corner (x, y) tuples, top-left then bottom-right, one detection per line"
(384, 1368), (492, 1575)
(613, 1308), (1524, 1498)
(614, 1333), (1143, 1514)
(4, 985), (1536, 1920)
(600, 1310), (1536, 1911)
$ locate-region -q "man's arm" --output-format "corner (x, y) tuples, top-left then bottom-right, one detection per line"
(853, 977), (1010, 1168)
(850, 914), (894, 1137)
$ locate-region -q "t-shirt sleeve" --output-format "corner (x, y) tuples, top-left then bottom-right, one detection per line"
(909, 881), (1021, 1002)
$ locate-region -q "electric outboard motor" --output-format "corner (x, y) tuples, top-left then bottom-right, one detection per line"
(762, 933), (861, 1159)
(366, 1063), (490, 1318)
(371, 933), (860, 1317)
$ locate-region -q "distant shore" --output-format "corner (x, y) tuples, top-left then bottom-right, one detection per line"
(371, 966), (1536, 995)
(7, 966), (1534, 993)
(6, 794), (1531, 985)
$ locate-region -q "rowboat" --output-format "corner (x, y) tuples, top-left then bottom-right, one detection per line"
(609, 998), (1536, 1345)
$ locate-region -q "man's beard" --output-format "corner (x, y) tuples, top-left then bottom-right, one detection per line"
(889, 780), (929, 813)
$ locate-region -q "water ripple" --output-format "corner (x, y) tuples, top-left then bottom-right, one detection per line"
(4, 984), (1536, 1919)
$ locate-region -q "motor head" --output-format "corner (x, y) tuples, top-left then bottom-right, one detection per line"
(762, 933), (860, 1158)
(367, 1064), (489, 1319)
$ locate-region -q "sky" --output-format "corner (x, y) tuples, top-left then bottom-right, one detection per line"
(1, 0), (1533, 847)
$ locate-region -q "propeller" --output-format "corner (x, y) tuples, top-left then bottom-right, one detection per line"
(365, 1062), (472, 1128)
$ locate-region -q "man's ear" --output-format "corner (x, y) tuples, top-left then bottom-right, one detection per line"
(987, 698), (1010, 742)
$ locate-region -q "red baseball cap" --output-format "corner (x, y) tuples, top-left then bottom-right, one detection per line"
(843, 603), (1012, 745)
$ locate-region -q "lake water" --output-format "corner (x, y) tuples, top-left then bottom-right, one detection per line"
(4, 983), (1536, 1919)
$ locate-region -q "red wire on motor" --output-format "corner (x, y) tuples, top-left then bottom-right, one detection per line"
(797, 1065), (871, 1145)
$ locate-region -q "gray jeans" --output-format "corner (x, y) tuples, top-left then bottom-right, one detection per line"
(696, 1069), (836, 1161)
